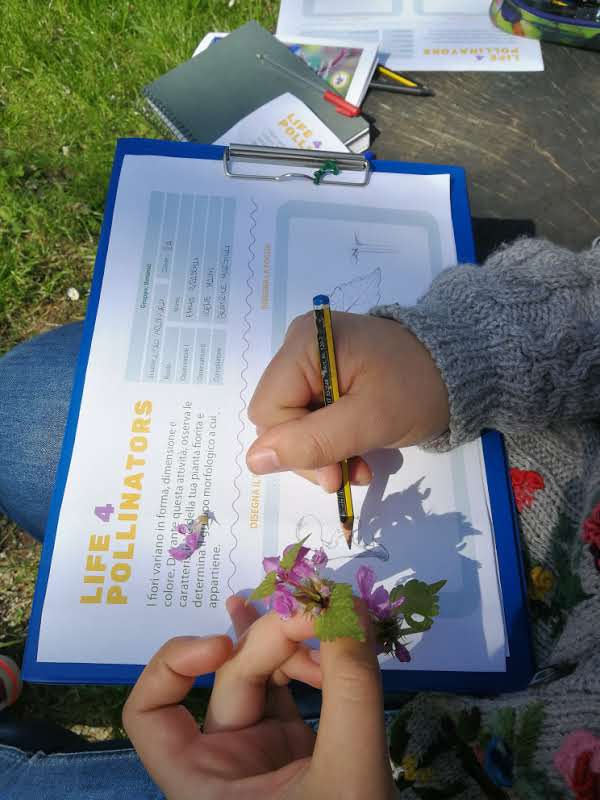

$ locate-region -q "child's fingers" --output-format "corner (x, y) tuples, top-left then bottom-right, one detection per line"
(203, 611), (317, 734)
(225, 596), (321, 721)
(307, 605), (396, 798)
(123, 635), (233, 785)
(227, 594), (260, 638)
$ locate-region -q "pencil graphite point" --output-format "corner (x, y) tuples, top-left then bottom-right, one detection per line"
(342, 516), (354, 549)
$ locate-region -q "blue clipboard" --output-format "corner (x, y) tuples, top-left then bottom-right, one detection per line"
(23, 138), (534, 694)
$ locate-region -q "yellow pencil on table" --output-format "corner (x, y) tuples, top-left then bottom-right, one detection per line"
(377, 64), (418, 88)
(313, 294), (354, 549)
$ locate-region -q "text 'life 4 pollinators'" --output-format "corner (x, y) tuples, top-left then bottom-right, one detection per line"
(250, 536), (447, 662)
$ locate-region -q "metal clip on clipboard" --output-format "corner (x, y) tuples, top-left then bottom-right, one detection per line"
(223, 144), (372, 187)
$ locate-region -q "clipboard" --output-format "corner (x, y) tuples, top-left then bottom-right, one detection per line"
(23, 139), (534, 696)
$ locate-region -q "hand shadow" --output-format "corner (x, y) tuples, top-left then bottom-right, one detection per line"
(322, 448), (490, 667)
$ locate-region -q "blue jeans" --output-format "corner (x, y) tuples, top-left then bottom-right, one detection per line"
(0, 323), (325, 798)
(0, 323), (164, 799)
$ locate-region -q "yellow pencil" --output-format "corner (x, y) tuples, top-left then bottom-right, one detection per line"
(313, 294), (354, 549)
(377, 64), (418, 88)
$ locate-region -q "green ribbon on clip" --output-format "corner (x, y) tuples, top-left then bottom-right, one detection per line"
(313, 160), (340, 185)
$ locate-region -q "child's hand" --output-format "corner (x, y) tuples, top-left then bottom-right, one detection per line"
(123, 596), (398, 800)
(247, 312), (449, 492)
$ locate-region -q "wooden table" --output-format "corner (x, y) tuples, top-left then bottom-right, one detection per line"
(363, 43), (600, 258)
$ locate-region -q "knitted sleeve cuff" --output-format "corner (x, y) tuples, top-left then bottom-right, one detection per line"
(371, 238), (600, 452)
(370, 300), (498, 451)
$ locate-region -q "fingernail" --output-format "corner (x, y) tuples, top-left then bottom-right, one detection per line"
(247, 448), (280, 474)
(355, 469), (373, 486)
(308, 649), (321, 663)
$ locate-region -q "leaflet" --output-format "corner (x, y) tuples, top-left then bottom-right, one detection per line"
(36, 153), (507, 673)
(276, 0), (544, 72)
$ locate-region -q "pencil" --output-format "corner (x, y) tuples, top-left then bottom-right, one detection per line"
(313, 294), (354, 548)
(376, 65), (418, 88)
(370, 81), (434, 97)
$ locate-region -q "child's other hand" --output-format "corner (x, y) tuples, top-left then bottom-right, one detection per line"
(246, 312), (449, 492)
(123, 596), (397, 800)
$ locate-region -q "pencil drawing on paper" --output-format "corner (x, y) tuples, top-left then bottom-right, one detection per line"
(329, 267), (382, 314)
(294, 512), (390, 562)
(351, 232), (400, 263)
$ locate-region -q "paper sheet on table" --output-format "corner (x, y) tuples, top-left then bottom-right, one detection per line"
(36, 155), (507, 674)
(277, 0), (544, 72)
(214, 92), (349, 152)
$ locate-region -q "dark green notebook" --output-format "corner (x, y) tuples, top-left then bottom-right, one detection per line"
(143, 20), (370, 153)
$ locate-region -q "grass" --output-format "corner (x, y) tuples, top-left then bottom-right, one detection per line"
(0, 0), (276, 740)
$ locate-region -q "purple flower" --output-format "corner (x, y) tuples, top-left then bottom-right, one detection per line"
(356, 566), (404, 620)
(169, 528), (204, 561)
(263, 545), (317, 583)
(185, 530), (203, 551)
(394, 642), (411, 663)
(270, 587), (297, 619)
(169, 543), (194, 561)
(311, 548), (328, 568)
(263, 556), (280, 574)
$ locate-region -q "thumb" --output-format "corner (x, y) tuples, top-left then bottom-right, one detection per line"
(307, 605), (396, 797)
(246, 394), (374, 475)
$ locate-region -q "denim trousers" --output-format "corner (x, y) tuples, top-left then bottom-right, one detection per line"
(0, 323), (164, 799)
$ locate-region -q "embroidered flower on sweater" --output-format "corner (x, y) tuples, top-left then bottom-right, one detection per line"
(529, 565), (556, 600)
(555, 730), (600, 799)
(582, 502), (600, 573)
(582, 503), (600, 548)
(509, 468), (545, 513)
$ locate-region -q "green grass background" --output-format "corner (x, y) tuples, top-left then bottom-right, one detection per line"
(0, 0), (276, 739)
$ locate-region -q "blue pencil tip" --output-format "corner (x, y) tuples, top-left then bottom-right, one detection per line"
(313, 294), (330, 306)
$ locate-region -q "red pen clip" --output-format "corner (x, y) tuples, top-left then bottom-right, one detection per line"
(323, 90), (361, 117)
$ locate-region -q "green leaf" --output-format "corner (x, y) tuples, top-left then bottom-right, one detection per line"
(550, 514), (577, 562)
(314, 582), (364, 642)
(553, 571), (591, 610)
(514, 770), (564, 800)
(514, 703), (545, 770)
(391, 579), (446, 631)
(389, 585), (404, 604)
(279, 535), (311, 571)
(429, 579), (447, 593)
(456, 707), (482, 743)
(249, 570), (277, 601)
(490, 707), (515, 747)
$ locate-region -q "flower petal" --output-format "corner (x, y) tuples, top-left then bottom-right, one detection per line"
(356, 565), (375, 600)
(185, 531), (203, 551)
(263, 556), (280, 573)
(291, 558), (316, 579)
(555, 730), (600, 780)
(169, 544), (193, 561)
(370, 585), (391, 617)
(394, 642), (411, 662)
(271, 588), (297, 619)
(177, 524), (190, 536)
(311, 548), (328, 568)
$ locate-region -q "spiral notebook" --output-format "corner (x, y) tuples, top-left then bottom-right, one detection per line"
(142, 21), (370, 153)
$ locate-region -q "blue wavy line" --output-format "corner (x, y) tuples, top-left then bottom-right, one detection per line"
(227, 198), (258, 593)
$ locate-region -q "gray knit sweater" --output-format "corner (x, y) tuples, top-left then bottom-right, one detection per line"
(372, 238), (600, 799)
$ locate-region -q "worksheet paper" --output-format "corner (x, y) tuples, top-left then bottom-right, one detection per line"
(277, 0), (544, 72)
(214, 93), (349, 152)
(36, 154), (508, 673)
